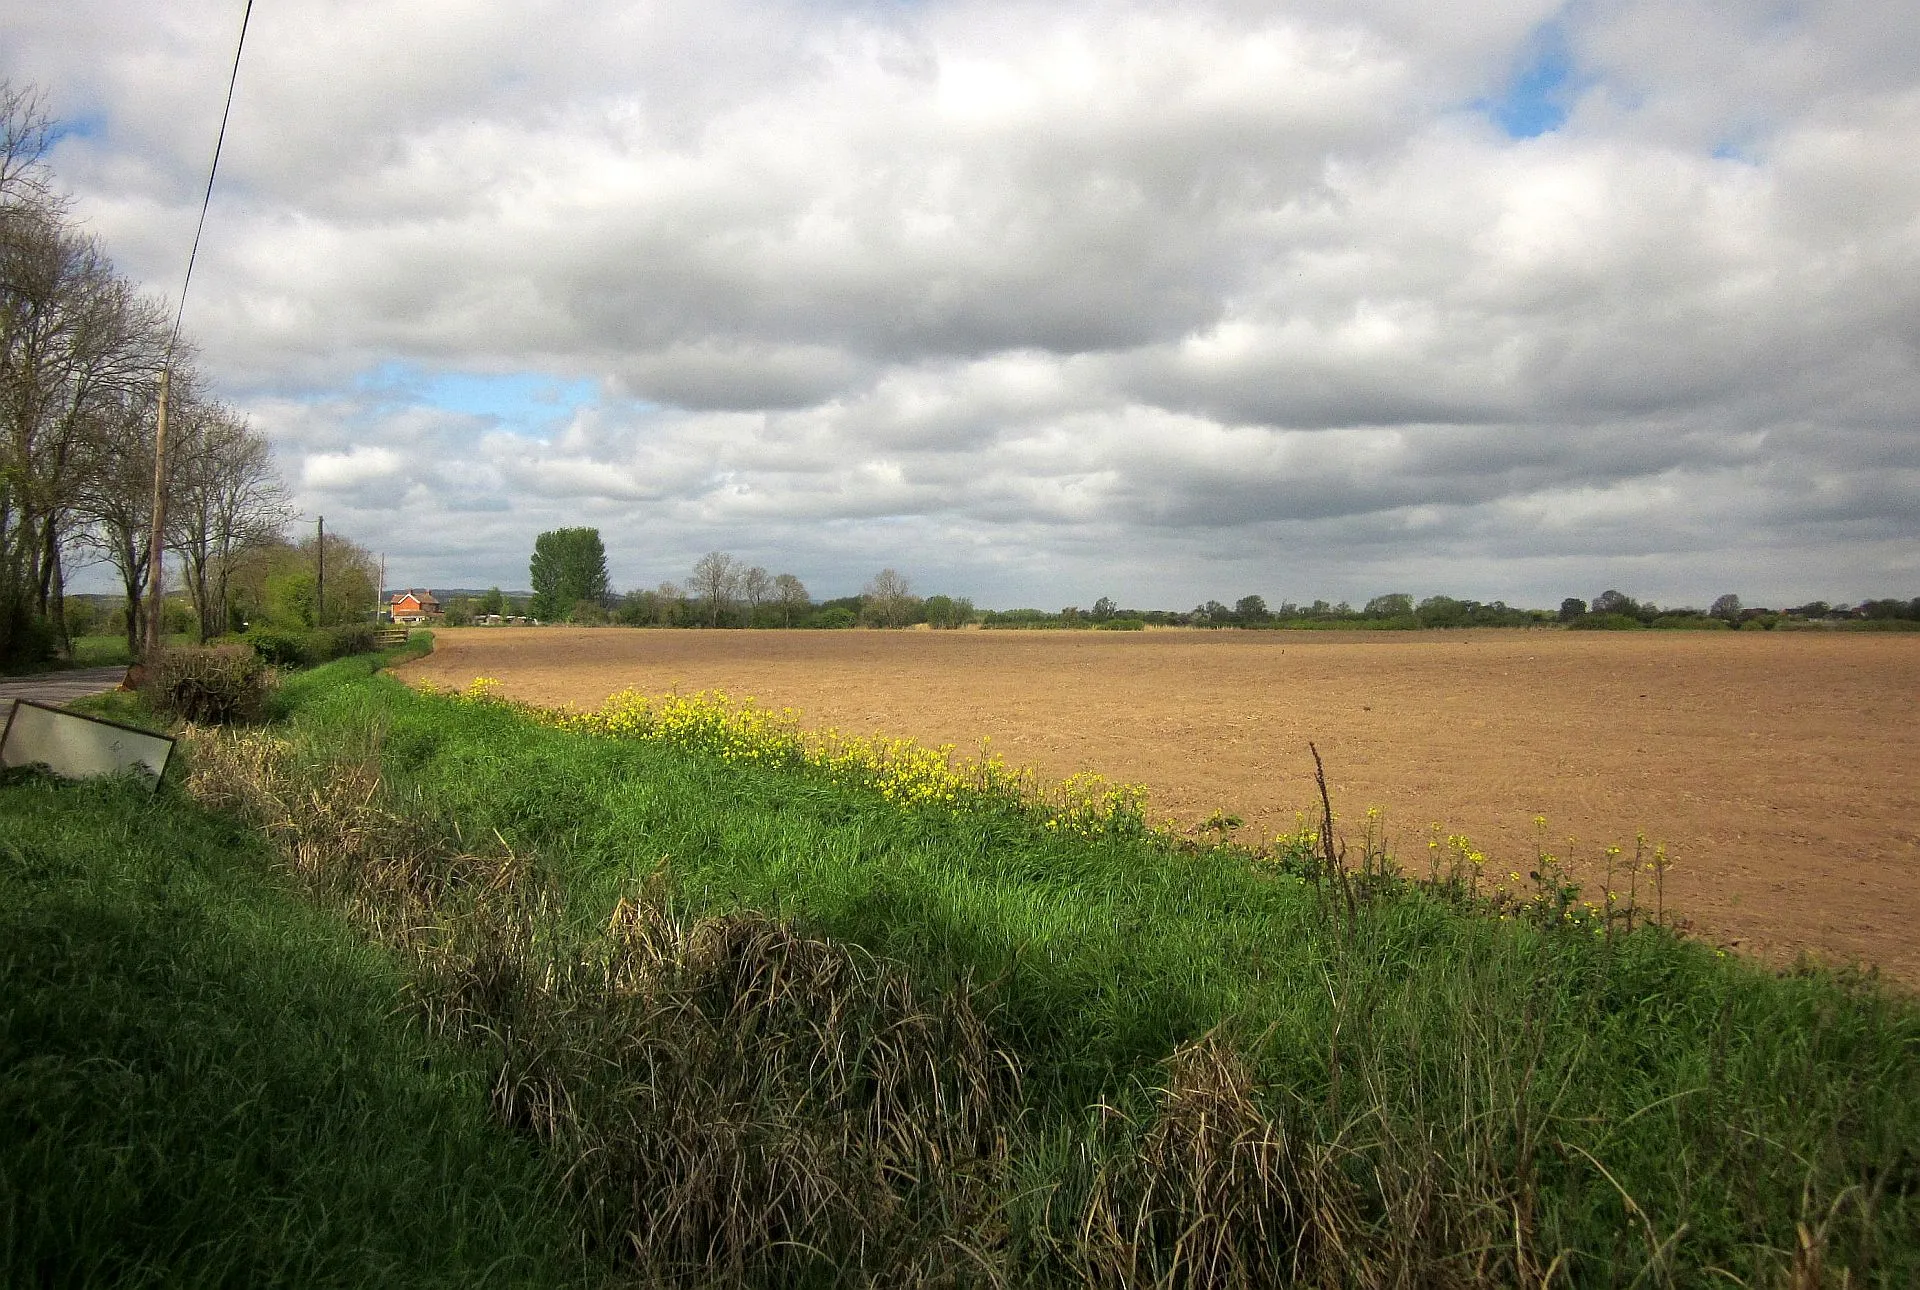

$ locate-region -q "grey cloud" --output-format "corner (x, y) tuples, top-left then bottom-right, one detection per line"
(613, 341), (868, 410)
(11, 0), (1917, 609)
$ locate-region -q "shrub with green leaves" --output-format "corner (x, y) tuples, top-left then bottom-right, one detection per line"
(244, 625), (321, 666)
(323, 624), (375, 657)
(1567, 612), (1644, 630)
(244, 624), (378, 667)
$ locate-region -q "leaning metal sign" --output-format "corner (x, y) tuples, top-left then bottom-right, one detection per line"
(0, 699), (175, 789)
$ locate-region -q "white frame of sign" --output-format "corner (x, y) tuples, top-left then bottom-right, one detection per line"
(0, 699), (176, 789)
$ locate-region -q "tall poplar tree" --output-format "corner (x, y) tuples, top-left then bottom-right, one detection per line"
(528, 527), (610, 621)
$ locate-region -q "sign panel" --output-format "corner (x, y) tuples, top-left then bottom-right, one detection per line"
(0, 699), (174, 788)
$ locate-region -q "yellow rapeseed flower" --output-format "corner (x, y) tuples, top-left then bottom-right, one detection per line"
(450, 682), (1154, 837)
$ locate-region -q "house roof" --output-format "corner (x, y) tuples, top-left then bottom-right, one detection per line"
(389, 589), (440, 606)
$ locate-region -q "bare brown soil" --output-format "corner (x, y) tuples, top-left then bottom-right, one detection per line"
(400, 627), (1920, 983)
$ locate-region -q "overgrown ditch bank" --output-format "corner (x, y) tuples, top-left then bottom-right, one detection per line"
(6, 643), (1919, 1286)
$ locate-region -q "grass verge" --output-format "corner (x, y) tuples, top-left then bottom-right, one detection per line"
(1, 633), (171, 676)
(0, 770), (603, 1287)
(152, 659), (1920, 1287)
(2, 631), (613, 1287)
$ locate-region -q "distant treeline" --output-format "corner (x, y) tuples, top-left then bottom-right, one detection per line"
(52, 528), (391, 648)
(1555, 590), (1920, 632)
(981, 591), (1920, 632)
(483, 532), (1920, 632)
(441, 585), (967, 632)
(483, 536), (970, 630)
(981, 594), (1541, 630)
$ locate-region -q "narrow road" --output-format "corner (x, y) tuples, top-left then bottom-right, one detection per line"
(0, 666), (131, 715)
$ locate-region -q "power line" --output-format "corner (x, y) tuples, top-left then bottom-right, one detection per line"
(166, 0), (254, 360)
(143, 0), (255, 658)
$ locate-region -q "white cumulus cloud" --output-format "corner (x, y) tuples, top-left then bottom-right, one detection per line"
(5, 0), (1916, 606)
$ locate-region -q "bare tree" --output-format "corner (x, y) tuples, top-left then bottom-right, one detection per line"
(0, 82), (53, 207)
(2, 91), (174, 658)
(740, 565), (772, 625)
(773, 572), (809, 627)
(168, 401), (290, 640)
(653, 580), (684, 626)
(1, 203), (99, 643)
(30, 241), (168, 643)
(73, 383), (167, 653)
(689, 550), (740, 627)
(0, 82), (58, 659)
(862, 567), (916, 628)
(2, 82), (268, 662)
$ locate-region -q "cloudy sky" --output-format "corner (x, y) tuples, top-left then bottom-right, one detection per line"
(7, 0), (1917, 608)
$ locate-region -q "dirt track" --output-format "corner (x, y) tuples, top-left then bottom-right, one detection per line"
(399, 627), (1920, 983)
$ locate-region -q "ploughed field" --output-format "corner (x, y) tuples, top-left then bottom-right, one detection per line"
(401, 627), (1920, 983)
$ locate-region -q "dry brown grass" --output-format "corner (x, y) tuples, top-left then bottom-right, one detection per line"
(1069, 1005), (1580, 1289)
(1079, 1035), (1360, 1288)
(182, 726), (1021, 1286)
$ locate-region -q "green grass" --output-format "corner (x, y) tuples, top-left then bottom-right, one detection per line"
(10, 642), (1919, 1285)
(68, 633), (138, 667)
(0, 759), (602, 1284)
(0, 633), (196, 676)
(4, 626), (419, 676)
(252, 661), (1920, 1286)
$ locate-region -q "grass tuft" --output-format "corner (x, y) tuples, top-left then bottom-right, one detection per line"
(183, 724), (1024, 1284)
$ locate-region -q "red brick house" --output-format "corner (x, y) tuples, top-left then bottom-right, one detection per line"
(388, 589), (441, 624)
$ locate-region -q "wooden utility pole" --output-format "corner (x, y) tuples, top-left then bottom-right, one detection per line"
(139, 0), (253, 659)
(140, 0), (253, 660)
(315, 514), (324, 627)
(141, 366), (171, 659)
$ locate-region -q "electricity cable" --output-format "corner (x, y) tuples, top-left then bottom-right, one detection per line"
(166, 0), (254, 363)
(142, 0), (254, 660)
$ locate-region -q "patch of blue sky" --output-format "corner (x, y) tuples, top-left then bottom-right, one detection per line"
(358, 363), (601, 436)
(1480, 20), (1578, 139)
(1712, 133), (1764, 165)
(46, 112), (108, 148)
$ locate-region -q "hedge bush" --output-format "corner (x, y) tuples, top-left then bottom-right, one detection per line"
(326, 624), (376, 657)
(242, 626), (314, 666)
(1649, 616), (1731, 630)
(243, 625), (378, 667)
(1566, 612), (1644, 630)
(145, 645), (271, 725)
